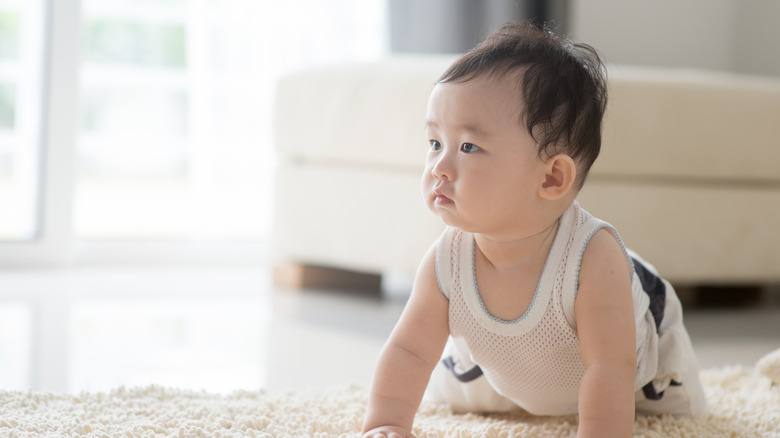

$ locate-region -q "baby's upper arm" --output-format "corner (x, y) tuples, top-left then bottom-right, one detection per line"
(574, 228), (637, 369)
(385, 242), (451, 368)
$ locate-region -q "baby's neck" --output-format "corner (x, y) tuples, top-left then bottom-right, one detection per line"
(474, 218), (559, 272)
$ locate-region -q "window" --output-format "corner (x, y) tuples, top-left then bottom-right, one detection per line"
(76, 0), (387, 242)
(77, 1), (195, 239)
(0, 0), (388, 262)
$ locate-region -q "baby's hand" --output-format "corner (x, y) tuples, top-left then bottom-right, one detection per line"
(361, 425), (416, 438)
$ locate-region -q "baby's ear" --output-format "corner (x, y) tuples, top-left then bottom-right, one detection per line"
(538, 154), (577, 200)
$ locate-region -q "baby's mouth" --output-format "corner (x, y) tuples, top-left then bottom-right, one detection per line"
(433, 189), (453, 204)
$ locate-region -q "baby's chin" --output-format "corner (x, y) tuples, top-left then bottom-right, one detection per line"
(431, 210), (466, 230)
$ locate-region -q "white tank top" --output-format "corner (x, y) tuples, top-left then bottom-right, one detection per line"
(435, 201), (659, 415)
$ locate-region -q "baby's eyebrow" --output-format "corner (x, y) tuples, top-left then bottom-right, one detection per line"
(425, 120), (490, 139)
(461, 123), (490, 139)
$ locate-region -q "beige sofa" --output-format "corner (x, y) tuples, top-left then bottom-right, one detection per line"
(272, 56), (780, 287)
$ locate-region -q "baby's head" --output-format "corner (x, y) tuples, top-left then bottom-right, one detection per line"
(438, 22), (608, 189)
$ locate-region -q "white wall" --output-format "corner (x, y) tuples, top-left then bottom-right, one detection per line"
(570, 0), (780, 77)
(389, 0), (524, 53)
(733, 0), (780, 77)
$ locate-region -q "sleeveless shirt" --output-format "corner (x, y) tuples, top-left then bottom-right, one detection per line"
(435, 201), (660, 415)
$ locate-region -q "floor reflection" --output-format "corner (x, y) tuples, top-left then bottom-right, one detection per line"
(0, 302), (32, 390)
(70, 297), (268, 393)
(0, 265), (400, 394)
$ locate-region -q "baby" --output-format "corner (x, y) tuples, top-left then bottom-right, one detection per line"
(361, 23), (706, 438)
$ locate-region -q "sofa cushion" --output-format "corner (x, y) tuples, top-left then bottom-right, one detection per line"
(275, 58), (780, 185)
(596, 66), (780, 184)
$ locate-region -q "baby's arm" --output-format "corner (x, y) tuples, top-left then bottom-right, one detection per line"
(575, 229), (637, 438)
(362, 244), (450, 438)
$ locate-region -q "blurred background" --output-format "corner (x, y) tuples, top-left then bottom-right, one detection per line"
(1, 0), (778, 394)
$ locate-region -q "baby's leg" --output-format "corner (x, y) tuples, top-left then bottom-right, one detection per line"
(424, 337), (517, 414)
(635, 283), (707, 417)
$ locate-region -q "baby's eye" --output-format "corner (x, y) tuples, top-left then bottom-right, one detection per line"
(429, 140), (442, 151)
(461, 143), (481, 153)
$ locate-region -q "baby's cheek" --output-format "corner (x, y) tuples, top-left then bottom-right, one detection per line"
(420, 178), (433, 207)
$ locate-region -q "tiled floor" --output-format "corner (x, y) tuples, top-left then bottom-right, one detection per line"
(0, 265), (778, 394)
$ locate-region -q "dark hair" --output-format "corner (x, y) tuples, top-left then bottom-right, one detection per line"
(438, 22), (608, 188)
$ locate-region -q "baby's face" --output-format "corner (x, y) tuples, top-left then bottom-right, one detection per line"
(422, 73), (548, 236)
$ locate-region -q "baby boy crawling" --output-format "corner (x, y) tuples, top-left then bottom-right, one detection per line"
(362, 22), (706, 438)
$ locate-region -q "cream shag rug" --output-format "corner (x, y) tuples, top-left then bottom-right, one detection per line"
(1, 366), (778, 437)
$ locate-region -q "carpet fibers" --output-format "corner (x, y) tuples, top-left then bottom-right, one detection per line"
(1, 366), (778, 437)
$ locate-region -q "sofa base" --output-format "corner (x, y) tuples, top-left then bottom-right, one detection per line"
(273, 262), (382, 293)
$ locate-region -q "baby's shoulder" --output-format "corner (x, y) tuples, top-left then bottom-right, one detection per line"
(577, 227), (634, 297)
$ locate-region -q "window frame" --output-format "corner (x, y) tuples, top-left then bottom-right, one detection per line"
(0, 0), (77, 266)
